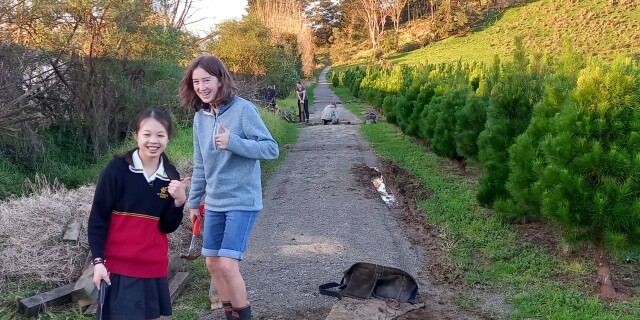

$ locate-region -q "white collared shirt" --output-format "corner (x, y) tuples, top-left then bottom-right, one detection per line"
(129, 150), (170, 183)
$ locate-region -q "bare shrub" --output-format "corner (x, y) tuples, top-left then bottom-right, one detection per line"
(250, 0), (315, 77)
(22, 173), (64, 196)
(0, 45), (45, 138)
(234, 74), (262, 105)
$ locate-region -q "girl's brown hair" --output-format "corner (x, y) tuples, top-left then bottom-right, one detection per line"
(180, 55), (238, 111)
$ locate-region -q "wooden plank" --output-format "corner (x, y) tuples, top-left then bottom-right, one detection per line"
(62, 218), (81, 242)
(168, 272), (190, 304)
(18, 283), (74, 317)
(71, 263), (97, 302)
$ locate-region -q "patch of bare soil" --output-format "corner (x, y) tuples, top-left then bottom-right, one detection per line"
(514, 219), (640, 299)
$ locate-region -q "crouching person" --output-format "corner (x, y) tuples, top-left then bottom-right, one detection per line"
(321, 102), (340, 125)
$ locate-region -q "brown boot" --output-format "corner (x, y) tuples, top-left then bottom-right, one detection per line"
(222, 301), (233, 320)
(231, 304), (252, 320)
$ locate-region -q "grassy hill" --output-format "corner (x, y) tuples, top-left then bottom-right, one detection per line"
(388, 0), (640, 66)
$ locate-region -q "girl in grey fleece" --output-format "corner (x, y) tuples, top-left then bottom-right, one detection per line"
(180, 55), (278, 320)
(188, 95), (279, 212)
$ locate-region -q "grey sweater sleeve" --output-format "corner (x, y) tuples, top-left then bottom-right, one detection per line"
(187, 116), (206, 209)
(226, 105), (279, 160)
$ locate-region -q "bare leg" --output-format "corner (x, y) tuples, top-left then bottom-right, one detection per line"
(206, 257), (231, 302)
(217, 257), (248, 307)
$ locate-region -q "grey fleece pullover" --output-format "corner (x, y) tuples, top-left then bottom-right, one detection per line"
(187, 95), (279, 211)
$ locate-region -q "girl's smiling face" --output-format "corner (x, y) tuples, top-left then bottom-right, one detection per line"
(135, 118), (168, 161)
(192, 67), (221, 104)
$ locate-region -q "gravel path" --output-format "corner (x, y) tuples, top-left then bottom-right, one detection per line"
(202, 68), (423, 320)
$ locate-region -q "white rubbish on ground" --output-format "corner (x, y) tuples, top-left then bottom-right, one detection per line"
(371, 167), (397, 207)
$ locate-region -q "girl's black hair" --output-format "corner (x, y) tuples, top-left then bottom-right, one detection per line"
(132, 108), (173, 138)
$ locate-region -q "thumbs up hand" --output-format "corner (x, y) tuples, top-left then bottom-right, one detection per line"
(214, 123), (230, 149)
(168, 177), (190, 207)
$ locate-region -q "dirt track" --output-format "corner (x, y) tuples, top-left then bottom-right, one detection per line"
(201, 67), (479, 320)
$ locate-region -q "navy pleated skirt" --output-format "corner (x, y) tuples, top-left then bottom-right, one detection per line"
(99, 274), (171, 320)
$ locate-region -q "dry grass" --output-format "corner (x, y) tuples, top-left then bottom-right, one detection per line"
(0, 168), (194, 296)
(0, 180), (92, 290)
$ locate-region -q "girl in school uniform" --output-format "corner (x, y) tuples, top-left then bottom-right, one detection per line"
(88, 108), (189, 320)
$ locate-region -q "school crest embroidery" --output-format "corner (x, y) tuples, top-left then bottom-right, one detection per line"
(158, 187), (169, 199)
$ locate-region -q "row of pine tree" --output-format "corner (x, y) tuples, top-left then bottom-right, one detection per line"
(329, 39), (640, 296)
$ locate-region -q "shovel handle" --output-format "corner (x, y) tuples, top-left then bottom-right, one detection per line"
(192, 216), (201, 236)
(192, 203), (204, 236)
(99, 279), (108, 303)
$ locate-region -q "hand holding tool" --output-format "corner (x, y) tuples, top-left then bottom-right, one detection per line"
(181, 204), (203, 260)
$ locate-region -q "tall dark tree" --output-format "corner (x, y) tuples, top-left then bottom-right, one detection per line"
(247, 0), (315, 76)
(306, 0), (341, 46)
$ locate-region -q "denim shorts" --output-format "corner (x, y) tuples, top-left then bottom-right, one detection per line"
(201, 209), (259, 260)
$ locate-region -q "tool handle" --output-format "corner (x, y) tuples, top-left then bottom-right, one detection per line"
(193, 216), (201, 236)
(99, 279), (108, 303)
(192, 203), (204, 236)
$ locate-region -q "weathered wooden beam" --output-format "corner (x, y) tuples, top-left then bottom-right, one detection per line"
(168, 272), (190, 304)
(71, 263), (97, 302)
(77, 298), (94, 308)
(62, 218), (82, 242)
(18, 283), (74, 317)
